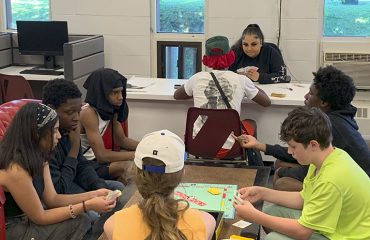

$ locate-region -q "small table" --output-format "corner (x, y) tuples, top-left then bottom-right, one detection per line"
(98, 164), (270, 240)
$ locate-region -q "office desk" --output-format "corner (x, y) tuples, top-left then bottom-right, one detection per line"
(0, 66), (63, 99)
(98, 164), (271, 240)
(126, 77), (309, 161)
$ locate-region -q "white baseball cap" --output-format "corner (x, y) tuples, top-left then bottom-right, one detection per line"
(134, 130), (185, 174)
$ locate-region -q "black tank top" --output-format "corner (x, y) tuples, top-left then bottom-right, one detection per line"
(5, 176), (44, 217)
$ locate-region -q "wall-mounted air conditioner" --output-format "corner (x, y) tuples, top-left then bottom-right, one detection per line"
(321, 39), (370, 90)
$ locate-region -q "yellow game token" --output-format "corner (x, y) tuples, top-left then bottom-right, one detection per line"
(208, 187), (221, 195)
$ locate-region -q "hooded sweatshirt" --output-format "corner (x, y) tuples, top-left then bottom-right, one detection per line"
(267, 105), (370, 180)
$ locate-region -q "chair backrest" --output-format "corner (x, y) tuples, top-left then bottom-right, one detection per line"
(0, 73), (34, 104)
(0, 186), (6, 240)
(185, 107), (245, 160)
(0, 99), (40, 140)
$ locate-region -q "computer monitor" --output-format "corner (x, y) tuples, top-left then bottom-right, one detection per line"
(16, 21), (69, 70)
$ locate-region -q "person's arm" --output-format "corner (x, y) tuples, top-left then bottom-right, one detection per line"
(5, 163), (115, 225)
(265, 144), (297, 163)
(49, 136), (78, 194)
(258, 47), (290, 84)
(251, 86), (271, 107)
(104, 214), (115, 240)
(234, 201), (314, 240)
(174, 85), (192, 100)
(238, 186), (303, 209)
(80, 107), (134, 163)
(233, 134), (297, 163)
(112, 116), (138, 151)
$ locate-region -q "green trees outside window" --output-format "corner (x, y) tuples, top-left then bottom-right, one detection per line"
(324, 0), (370, 36)
(6, 0), (49, 29)
(156, 0), (204, 34)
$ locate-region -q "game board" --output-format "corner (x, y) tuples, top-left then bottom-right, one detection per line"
(175, 182), (237, 219)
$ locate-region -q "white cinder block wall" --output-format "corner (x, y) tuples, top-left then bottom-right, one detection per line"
(51, 0), (152, 77)
(51, 0), (323, 82)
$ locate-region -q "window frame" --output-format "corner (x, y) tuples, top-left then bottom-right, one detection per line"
(157, 41), (202, 79)
(3, 0), (51, 30)
(150, 0), (208, 78)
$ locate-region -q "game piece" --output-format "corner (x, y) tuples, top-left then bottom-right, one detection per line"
(208, 187), (221, 195)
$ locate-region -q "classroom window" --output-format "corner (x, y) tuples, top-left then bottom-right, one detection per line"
(323, 0), (370, 37)
(5, 0), (50, 30)
(157, 41), (202, 79)
(156, 0), (204, 33)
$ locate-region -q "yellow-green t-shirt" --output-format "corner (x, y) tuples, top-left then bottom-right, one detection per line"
(299, 148), (370, 240)
(112, 204), (206, 240)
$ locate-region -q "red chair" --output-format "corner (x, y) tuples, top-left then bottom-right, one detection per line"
(184, 107), (246, 163)
(0, 73), (35, 104)
(0, 186), (5, 240)
(0, 99), (39, 140)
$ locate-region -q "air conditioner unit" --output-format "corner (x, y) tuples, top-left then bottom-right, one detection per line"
(321, 40), (370, 90)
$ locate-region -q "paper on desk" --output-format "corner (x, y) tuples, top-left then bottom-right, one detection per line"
(127, 78), (154, 88)
(232, 220), (252, 228)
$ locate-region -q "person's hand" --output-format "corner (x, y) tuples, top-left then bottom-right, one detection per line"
(232, 134), (259, 149)
(238, 186), (264, 203)
(246, 69), (259, 82)
(233, 199), (258, 222)
(68, 124), (81, 150)
(85, 196), (117, 213)
(94, 188), (111, 197)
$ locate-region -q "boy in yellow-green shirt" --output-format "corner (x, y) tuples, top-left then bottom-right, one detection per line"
(234, 107), (370, 240)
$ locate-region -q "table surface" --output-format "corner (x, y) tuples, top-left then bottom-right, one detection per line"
(98, 164), (271, 240)
(0, 65), (64, 81)
(127, 76), (309, 106)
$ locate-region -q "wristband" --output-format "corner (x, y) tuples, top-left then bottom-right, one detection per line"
(69, 204), (77, 219)
(82, 201), (87, 213)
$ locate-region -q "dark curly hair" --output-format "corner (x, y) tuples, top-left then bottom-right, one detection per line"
(42, 78), (82, 107)
(313, 66), (356, 110)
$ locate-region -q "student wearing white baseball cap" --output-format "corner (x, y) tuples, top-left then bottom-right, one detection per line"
(104, 130), (216, 240)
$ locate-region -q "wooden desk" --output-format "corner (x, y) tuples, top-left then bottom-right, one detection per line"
(98, 164), (270, 240)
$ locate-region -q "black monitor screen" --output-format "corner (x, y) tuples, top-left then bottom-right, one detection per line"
(16, 21), (68, 56)
(16, 21), (68, 70)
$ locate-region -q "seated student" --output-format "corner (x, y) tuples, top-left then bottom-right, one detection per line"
(104, 130), (216, 240)
(42, 79), (124, 193)
(234, 107), (370, 240)
(229, 24), (290, 84)
(238, 66), (370, 191)
(80, 68), (139, 182)
(174, 35), (270, 159)
(0, 103), (117, 240)
(42, 79), (125, 236)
